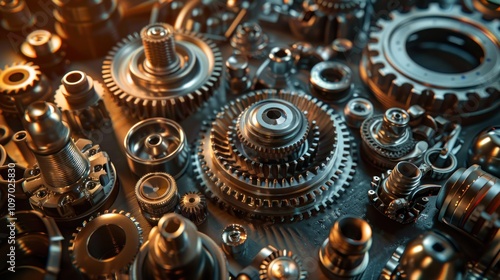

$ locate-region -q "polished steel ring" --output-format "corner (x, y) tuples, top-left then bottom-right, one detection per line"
(310, 61), (352, 101)
(124, 118), (189, 178)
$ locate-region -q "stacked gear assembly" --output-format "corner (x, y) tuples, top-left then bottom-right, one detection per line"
(193, 89), (356, 222)
(102, 22), (223, 120)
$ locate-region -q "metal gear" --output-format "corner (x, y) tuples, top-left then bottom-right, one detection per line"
(0, 61), (53, 115)
(68, 210), (143, 279)
(102, 23), (223, 120)
(135, 172), (179, 223)
(360, 4), (500, 121)
(314, 0), (365, 14)
(259, 247), (307, 280)
(193, 89), (356, 222)
(179, 191), (208, 225)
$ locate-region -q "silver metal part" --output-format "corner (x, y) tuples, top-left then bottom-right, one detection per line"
(319, 216), (372, 278)
(466, 237), (500, 279)
(344, 97), (374, 128)
(179, 191), (208, 225)
(53, 0), (121, 58)
(124, 118), (190, 179)
(55, 71), (111, 137)
(68, 210), (143, 279)
(360, 4), (500, 121)
(380, 231), (463, 280)
(423, 147), (458, 180)
(194, 89), (356, 222)
(464, 0), (500, 20)
(20, 30), (65, 70)
(135, 172), (179, 224)
(259, 246), (307, 280)
(290, 41), (323, 70)
(230, 22), (269, 59)
(468, 127), (500, 177)
(0, 0), (35, 31)
(310, 61), (352, 101)
(0, 61), (53, 116)
(221, 224), (247, 258)
(368, 161), (430, 224)
(129, 213), (229, 280)
(0, 211), (63, 280)
(255, 47), (298, 90)
(102, 23), (223, 120)
(360, 107), (424, 169)
(22, 102), (118, 222)
(436, 165), (500, 244)
(226, 54), (252, 94)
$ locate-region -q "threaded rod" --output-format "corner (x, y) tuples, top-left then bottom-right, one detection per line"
(140, 23), (180, 74)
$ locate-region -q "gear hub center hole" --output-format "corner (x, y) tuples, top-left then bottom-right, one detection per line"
(406, 28), (484, 74)
(339, 220), (363, 241)
(320, 68), (343, 83)
(7, 72), (25, 83)
(147, 134), (162, 146)
(263, 108), (287, 125)
(432, 242), (445, 252)
(88, 224), (126, 260)
(188, 197), (195, 203)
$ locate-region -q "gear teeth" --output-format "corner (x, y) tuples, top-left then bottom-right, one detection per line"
(179, 191), (208, 225)
(259, 247), (308, 280)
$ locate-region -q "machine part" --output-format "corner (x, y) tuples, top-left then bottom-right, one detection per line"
(290, 41), (323, 70)
(68, 210), (143, 279)
(102, 22), (223, 120)
(124, 118), (190, 179)
(194, 89), (356, 222)
(20, 30), (65, 70)
(288, 0), (368, 44)
(343, 97), (374, 128)
(22, 102), (118, 222)
(230, 22), (269, 59)
(369, 161), (433, 224)
(0, 0), (35, 32)
(0, 124), (12, 145)
(179, 191), (208, 225)
(466, 237), (500, 279)
(259, 247), (308, 280)
(0, 211), (63, 280)
(255, 47), (298, 90)
(129, 213), (229, 280)
(319, 216), (372, 278)
(12, 130), (36, 166)
(464, 0), (500, 20)
(135, 172), (179, 224)
(226, 54), (252, 95)
(53, 0), (121, 58)
(221, 224), (247, 258)
(380, 231), (463, 280)
(360, 107), (425, 169)
(0, 61), (53, 116)
(331, 38), (353, 58)
(310, 61), (352, 101)
(54, 71), (111, 137)
(436, 165), (500, 244)
(468, 126), (500, 177)
(423, 147), (458, 180)
(360, 4), (500, 121)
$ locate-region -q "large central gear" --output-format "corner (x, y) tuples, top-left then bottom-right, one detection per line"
(102, 23), (223, 120)
(193, 90), (356, 222)
(360, 4), (500, 121)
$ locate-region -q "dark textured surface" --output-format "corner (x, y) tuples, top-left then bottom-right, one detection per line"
(0, 3), (498, 279)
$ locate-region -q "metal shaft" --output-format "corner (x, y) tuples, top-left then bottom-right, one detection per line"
(385, 161), (422, 197)
(141, 23), (180, 74)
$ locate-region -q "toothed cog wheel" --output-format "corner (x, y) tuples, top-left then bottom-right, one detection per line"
(180, 191), (208, 225)
(68, 210), (143, 279)
(193, 89), (356, 222)
(0, 61), (53, 115)
(314, 0), (365, 14)
(259, 247), (307, 280)
(102, 23), (223, 120)
(360, 4), (500, 121)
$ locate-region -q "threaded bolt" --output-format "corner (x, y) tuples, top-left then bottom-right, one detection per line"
(385, 161), (422, 197)
(141, 23), (180, 74)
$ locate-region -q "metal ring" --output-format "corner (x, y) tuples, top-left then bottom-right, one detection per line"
(423, 148), (458, 180)
(343, 98), (374, 128)
(310, 61), (352, 101)
(124, 118), (190, 178)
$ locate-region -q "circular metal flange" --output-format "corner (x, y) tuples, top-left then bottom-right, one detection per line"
(310, 61), (353, 102)
(344, 98), (374, 128)
(360, 4), (500, 121)
(135, 172), (179, 223)
(124, 118), (190, 179)
(423, 147), (458, 180)
(102, 28), (223, 120)
(221, 224), (247, 257)
(68, 210), (143, 279)
(259, 247), (308, 280)
(193, 89), (356, 222)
